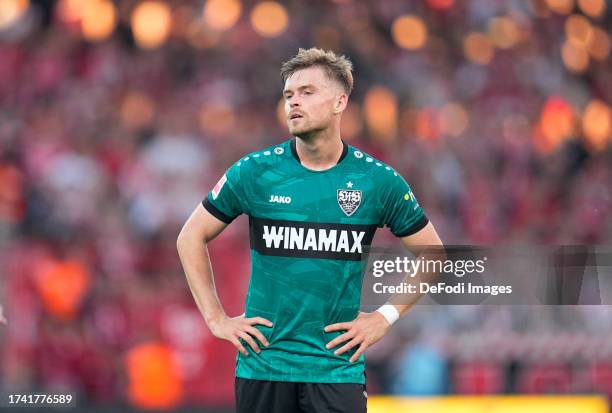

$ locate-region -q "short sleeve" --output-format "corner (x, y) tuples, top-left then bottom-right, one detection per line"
(381, 173), (429, 237)
(202, 161), (245, 224)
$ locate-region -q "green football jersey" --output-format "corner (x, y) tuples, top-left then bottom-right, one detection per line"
(203, 138), (427, 384)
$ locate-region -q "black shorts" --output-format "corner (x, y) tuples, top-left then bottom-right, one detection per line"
(235, 377), (367, 413)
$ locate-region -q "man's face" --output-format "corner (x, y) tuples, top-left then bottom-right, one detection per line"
(283, 66), (345, 138)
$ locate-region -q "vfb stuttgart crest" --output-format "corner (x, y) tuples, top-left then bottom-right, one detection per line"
(337, 189), (362, 216)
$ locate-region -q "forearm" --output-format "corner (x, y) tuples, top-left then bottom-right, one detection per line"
(177, 235), (227, 327)
(385, 242), (446, 321)
(382, 277), (421, 321)
(387, 259), (435, 316)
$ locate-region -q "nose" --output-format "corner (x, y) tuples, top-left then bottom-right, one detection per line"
(289, 96), (301, 107)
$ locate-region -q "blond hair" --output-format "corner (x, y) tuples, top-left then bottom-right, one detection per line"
(280, 48), (354, 95)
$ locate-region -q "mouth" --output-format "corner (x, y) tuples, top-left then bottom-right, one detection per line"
(289, 113), (303, 120)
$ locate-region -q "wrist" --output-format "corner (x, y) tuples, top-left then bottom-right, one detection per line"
(376, 303), (400, 326)
(206, 313), (228, 331)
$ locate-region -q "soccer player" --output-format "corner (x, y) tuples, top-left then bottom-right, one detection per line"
(177, 48), (443, 412)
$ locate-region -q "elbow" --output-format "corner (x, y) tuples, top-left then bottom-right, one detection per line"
(176, 228), (207, 250)
(176, 228), (190, 250)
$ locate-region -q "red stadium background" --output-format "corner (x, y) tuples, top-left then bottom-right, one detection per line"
(0, 0), (611, 412)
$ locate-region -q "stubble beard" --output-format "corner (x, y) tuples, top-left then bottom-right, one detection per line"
(289, 119), (326, 141)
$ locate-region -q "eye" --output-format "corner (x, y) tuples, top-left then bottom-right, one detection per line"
(304, 91), (313, 95)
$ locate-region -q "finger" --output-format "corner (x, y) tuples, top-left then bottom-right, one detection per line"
(349, 343), (367, 363)
(325, 331), (354, 349)
(334, 337), (362, 356)
(324, 322), (352, 333)
(245, 326), (269, 347)
(238, 331), (260, 353)
(231, 338), (249, 356)
(246, 317), (273, 327)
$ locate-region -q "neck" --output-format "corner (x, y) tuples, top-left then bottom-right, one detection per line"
(294, 130), (344, 171)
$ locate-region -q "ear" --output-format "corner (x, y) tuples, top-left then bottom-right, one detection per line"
(334, 92), (348, 114)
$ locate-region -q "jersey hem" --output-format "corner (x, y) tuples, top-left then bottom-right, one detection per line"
(235, 372), (366, 385)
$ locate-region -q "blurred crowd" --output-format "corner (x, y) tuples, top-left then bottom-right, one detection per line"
(0, 0), (611, 409)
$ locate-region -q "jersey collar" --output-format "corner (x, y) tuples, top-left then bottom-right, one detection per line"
(290, 138), (348, 165)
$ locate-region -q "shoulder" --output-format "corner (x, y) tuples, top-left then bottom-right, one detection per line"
(227, 139), (293, 176)
(346, 144), (401, 183)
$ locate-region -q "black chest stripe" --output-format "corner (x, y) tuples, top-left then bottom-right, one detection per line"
(249, 216), (377, 261)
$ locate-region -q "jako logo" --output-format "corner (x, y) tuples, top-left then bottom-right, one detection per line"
(269, 195), (292, 204)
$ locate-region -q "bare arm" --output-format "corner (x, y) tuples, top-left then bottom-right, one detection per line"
(177, 203), (229, 326)
(393, 221), (444, 316)
(177, 203), (272, 355)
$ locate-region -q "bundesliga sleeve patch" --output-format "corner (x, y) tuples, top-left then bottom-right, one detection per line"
(212, 174), (227, 200)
